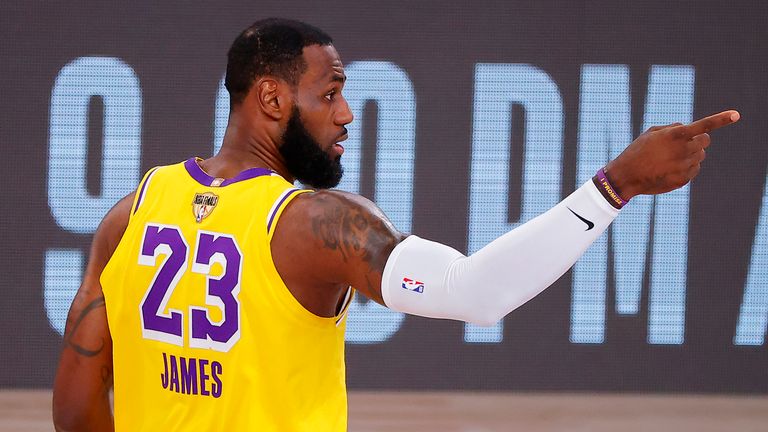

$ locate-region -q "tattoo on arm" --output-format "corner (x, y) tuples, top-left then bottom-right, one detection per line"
(64, 294), (107, 357)
(310, 194), (403, 296)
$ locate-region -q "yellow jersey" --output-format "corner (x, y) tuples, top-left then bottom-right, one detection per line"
(101, 158), (352, 431)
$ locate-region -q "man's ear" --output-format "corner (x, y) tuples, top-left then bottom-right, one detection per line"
(254, 78), (288, 121)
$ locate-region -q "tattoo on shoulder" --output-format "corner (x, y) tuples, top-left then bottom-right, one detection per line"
(310, 193), (401, 275)
(64, 294), (107, 357)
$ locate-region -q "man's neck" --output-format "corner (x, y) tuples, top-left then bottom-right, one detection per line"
(203, 118), (294, 182)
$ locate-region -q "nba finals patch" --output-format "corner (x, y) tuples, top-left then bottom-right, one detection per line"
(192, 192), (219, 223)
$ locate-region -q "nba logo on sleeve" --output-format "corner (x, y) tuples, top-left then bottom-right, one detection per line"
(401, 277), (424, 293)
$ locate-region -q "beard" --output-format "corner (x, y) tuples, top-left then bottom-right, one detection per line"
(279, 107), (343, 189)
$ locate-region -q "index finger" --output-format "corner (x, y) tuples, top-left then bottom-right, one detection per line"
(683, 110), (740, 137)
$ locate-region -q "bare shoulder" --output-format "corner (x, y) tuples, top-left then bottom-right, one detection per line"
(276, 189), (407, 304)
(93, 192), (135, 260)
(292, 189), (406, 265)
(300, 189), (401, 238)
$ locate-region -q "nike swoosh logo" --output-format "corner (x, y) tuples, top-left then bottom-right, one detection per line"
(567, 207), (594, 231)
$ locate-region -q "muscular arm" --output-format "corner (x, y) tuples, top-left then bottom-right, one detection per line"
(52, 193), (133, 432)
(281, 182), (614, 325)
(275, 111), (739, 321)
(272, 190), (405, 312)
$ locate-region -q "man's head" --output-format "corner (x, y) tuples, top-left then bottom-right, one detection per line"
(225, 18), (352, 189)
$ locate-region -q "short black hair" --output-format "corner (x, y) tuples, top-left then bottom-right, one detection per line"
(225, 18), (333, 105)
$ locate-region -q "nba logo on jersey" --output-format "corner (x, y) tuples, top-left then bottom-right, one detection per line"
(401, 277), (424, 293)
(192, 192), (219, 223)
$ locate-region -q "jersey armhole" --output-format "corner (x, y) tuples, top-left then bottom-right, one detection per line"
(129, 167), (160, 218)
(265, 187), (312, 240)
(335, 287), (355, 326)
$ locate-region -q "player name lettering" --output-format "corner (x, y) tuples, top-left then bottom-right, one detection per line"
(160, 352), (223, 398)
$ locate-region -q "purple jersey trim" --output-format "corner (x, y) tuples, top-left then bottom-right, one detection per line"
(184, 157), (273, 187)
(266, 188), (302, 233)
(133, 167), (159, 214)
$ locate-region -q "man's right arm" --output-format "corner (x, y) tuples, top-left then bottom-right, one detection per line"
(52, 193), (133, 432)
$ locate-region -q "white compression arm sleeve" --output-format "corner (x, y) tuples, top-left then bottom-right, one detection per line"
(381, 180), (620, 326)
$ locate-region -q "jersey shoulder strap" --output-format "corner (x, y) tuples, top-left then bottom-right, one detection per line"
(129, 166), (162, 217)
(265, 186), (311, 240)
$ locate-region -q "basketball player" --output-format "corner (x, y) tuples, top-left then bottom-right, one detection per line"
(52, 18), (740, 431)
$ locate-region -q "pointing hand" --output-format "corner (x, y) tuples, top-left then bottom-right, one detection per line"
(604, 110), (740, 199)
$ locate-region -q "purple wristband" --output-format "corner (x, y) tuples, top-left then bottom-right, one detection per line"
(595, 168), (628, 209)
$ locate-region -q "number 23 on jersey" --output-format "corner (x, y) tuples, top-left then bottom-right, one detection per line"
(138, 223), (243, 353)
